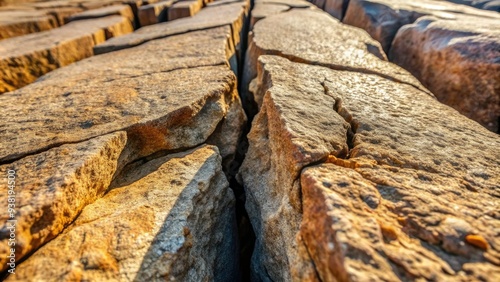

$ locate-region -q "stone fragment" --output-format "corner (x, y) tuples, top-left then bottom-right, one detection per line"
(95, 1), (249, 54)
(250, 3), (289, 28)
(0, 26), (245, 170)
(65, 4), (135, 23)
(138, 0), (174, 26)
(242, 54), (500, 281)
(168, 0), (203, 21)
(0, 10), (57, 40)
(6, 145), (239, 281)
(254, 0), (313, 8)
(0, 15), (134, 93)
(390, 15), (500, 132)
(343, 0), (500, 53)
(0, 132), (127, 273)
(243, 8), (430, 114)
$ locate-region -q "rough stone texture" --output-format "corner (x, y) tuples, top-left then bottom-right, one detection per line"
(95, 1), (249, 54)
(242, 54), (500, 281)
(390, 15), (500, 132)
(138, 1), (173, 26)
(0, 10), (57, 40)
(242, 8), (431, 115)
(0, 15), (134, 94)
(168, 0), (203, 21)
(255, 0), (313, 8)
(65, 4), (135, 23)
(343, 0), (500, 53)
(6, 145), (239, 281)
(0, 132), (127, 273)
(250, 3), (289, 28)
(0, 26), (245, 169)
(441, 0), (500, 11)
(323, 0), (348, 20)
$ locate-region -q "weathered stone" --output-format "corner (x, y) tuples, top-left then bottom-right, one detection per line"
(0, 10), (57, 40)
(323, 0), (348, 20)
(250, 3), (289, 28)
(243, 8), (431, 114)
(254, 0), (313, 8)
(0, 15), (134, 93)
(6, 145), (239, 281)
(95, 1), (249, 54)
(138, 0), (174, 26)
(0, 132), (127, 273)
(442, 0), (500, 11)
(343, 0), (500, 53)
(168, 0), (203, 21)
(0, 26), (245, 171)
(390, 15), (500, 132)
(65, 4), (135, 23)
(242, 54), (500, 281)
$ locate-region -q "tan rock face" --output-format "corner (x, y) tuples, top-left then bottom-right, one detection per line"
(138, 1), (173, 26)
(65, 4), (135, 23)
(0, 10), (57, 40)
(168, 0), (203, 21)
(95, 0), (249, 54)
(242, 8), (431, 112)
(0, 15), (133, 93)
(343, 0), (500, 53)
(0, 26), (244, 167)
(390, 15), (500, 132)
(243, 54), (500, 281)
(6, 145), (239, 281)
(0, 132), (127, 273)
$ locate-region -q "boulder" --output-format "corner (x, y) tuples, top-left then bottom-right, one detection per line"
(242, 53), (500, 281)
(390, 15), (500, 132)
(0, 26), (245, 171)
(343, 0), (500, 53)
(0, 15), (134, 93)
(5, 145), (239, 281)
(0, 132), (127, 273)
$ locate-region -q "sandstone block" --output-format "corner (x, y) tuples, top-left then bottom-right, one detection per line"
(390, 15), (500, 132)
(0, 10), (57, 40)
(0, 132), (127, 273)
(6, 145), (239, 281)
(168, 0), (203, 21)
(65, 4), (135, 23)
(0, 15), (134, 93)
(138, 1), (174, 26)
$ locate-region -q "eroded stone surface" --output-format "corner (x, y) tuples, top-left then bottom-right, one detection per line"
(343, 0), (500, 53)
(0, 15), (133, 93)
(0, 10), (57, 40)
(0, 132), (127, 273)
(138, 1), (173, 26)
(250, 2), (289, 28)
(0, 26), (244, 171)
(65, 4), (135, 23)
(243, 8), (431, 114)
(168, 0), (203, 21)
(390, 15), (500, 132)
(95, 0), (249, 54)
(243, 54), (500, 281)
(6, 145), (239, 281)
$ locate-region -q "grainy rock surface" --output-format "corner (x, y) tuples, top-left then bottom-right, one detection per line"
(0, 10), (57, 40)
(65, 4), (135, 23)
(138, 1), (173, 26)
(0, 15), (133, 93)
(390, 15), (500, 132)
(168, 0), (203, 21)
(0, 132), (127, 273)
(6, 145), (239, 282)
(243, 53), (500, 281)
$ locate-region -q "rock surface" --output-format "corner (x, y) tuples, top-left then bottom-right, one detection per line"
(138, 1), (173, 26)
(0, 26), (244, 165)
(65, 4), (135, 23)
(6, 145), (239, 281)
(242, 53), (500, 281)
(168, 0), (203, 21)
(0, 132), (127, 273)
(0, 10), (57, 40)
(390, 15), (500, 132)
(0, 15), (133, 93)
(95, 0), (249, 54)
(343, 0), (500, 53)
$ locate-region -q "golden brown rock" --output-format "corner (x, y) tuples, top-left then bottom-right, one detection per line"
(168, 0), (203, 21)
(0, 15), (133, 93)
(0, 10), (57, 40)
(390, 15), (500, 132)
(138, 1), (173, 26)
(5, 145), (239, 281)
(0, 132), (127, 273)
(242, 54), (500, 281)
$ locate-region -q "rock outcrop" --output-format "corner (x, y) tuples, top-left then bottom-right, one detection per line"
(239, 6), (500, 282)
(5, 145), (239, 281)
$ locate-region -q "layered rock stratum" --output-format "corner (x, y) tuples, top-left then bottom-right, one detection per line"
(0, 0), (499, 281)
